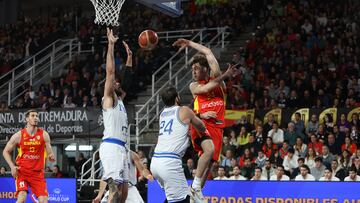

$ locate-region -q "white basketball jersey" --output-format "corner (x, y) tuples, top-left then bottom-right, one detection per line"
(154, 106), (189, 158)
(128, 151), (137, 186)
(102, 98), (128, 142)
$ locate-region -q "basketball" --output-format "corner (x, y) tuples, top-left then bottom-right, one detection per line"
(138, 30), (158, 50)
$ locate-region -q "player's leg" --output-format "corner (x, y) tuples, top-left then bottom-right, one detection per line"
(15, 175), (28, 203)
(192, 138), (214, 189)
(107, 178), (121, 203)
(37, 196), (48, 203)
(200, 127), (222, 188)
(125, 186), (144, 203)
(119, 183), (128, 203)
(16, 191), (27, 203)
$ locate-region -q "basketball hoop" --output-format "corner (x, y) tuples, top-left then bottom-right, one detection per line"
(90, 0), (125, 26)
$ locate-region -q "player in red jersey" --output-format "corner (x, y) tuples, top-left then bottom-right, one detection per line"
(173, 38), (233, 203)
(2, 109), (55, 203)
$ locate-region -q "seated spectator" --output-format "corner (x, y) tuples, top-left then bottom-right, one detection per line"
(316, 124), (328, 143)
(293, 112), (305, 135)
(327, 133), (342, 156)
(338, 150), (352, 169)
(243, 135), (260, 155)
(214, 166), (228, 180)
(183, 159), (194, 180)
(267, 122), (284, 145)
(237, 126), (250, 152)
(262, 159), (275, 180)
(251, 167), (267, 181)
(269, 149), (283, 167)
(228, 130), (239, 148)
(341, 137), (357, 154)
(344, 167), (360, 182)
(228, 166), (246, 180)
(221, 136), (236, 158)
(240, 158), (254, 180)
(291, 158), (305, 180)
(321, 145), (335, 168)
(308, 134), (323, 155)
(311, 157), (326, 181)
(284, 123), (302, 147)
(283, 148), (298, 177)
(319, 168), (340, 181)
(349, 126), (360, 144)
(305, 148), (316, 169)
(279, 140), (290, 159)
(294, 165), (315, 181)
(338, 114), (351, 134)
(270, 165), (289, 181)
(253, 125), (266, 147)
(0, 166), (7, 176)
(294, 137), (307, 158)
(306, 114), (319, 135)
(255, 151), (267, 168)
(51, 165), (63, 178)
(238, 148), (255, 167)
(352, 158), (360, 175)
(263, 137), (278, 158)
(221, 150), (235, 169)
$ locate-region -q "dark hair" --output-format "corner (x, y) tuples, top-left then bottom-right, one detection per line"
(300, 164), (311, 173)
(190, 54), (210, 69)
(25, 109), (38, 118)
(315, 157), (323, 163)
(288, 148), (295, 154)
(349, 166), (357, 173)
(255, 166), (262, 172)
(218, 166), (226, 170)
(295, 112), (301, 117)
(277, 165), (285, 170)
(297, 157), (305, 162)
(160, 86), (178, 106)
(325, 167), (332, 173)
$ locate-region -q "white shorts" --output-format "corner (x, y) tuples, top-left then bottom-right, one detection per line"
(100, 142), (129, 184)
(150, 157), (189, 202)
(101, 186), (144, 203)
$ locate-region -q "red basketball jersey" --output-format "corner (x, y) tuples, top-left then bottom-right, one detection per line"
(193, 78), (226, 128)
(16, 128), (46, 171)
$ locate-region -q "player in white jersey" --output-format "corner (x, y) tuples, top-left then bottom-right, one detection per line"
(93, 150), (153, 203)
(99, 28), (133, 203)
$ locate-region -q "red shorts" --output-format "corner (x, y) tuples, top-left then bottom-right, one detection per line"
(190, 124), (223, 162)
(15, 169), (48, 198)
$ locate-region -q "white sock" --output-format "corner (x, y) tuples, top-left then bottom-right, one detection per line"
(192, 177), (201, 189)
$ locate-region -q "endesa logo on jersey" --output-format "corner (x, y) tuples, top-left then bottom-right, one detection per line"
(23, 154), (41, 160)
(0, 178), (76, 203)
(201, 100), (224, 109)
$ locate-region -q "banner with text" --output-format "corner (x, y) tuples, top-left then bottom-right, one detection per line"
(148, 181), (360, 203)
(0, 108), (104, 137)
(0, 178), (77, 203)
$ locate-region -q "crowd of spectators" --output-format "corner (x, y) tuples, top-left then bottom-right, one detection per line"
(226, 0), (360, 110)
(178, 0), (360, 182)
(0, 0), (249, 110)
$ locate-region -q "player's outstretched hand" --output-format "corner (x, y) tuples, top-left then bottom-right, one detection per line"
(107, 28), (118, 45)
(224, 63), (238, 78)
(11, 166), (19, 178)
(48, 153), (56, 162)
(201, 111), (217, 119)
(122, 41), (132, 56)
(172, 38), (190, 52)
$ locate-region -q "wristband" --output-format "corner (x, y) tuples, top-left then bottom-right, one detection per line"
(199, 129), (210, 137)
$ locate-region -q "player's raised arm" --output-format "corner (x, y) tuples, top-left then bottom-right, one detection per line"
(189, 63), (236, 95)
(103, 28), (118, 109)
(173, 38), (221, 77)
(123, 41), (132, 67)
(43, 131), (55, 162)
(2, 132), (21, 177)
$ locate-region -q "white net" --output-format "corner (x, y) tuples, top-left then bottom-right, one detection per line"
(90, 0), (125, 26)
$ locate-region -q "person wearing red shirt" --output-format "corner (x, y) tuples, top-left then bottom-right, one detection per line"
(342, 136), (357, 154)
(308, 134), (323, 155)
(173, 38), (235, 202)
(2, 109), (55, 203)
